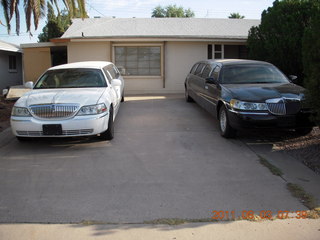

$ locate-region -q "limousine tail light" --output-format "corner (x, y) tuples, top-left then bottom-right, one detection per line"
(230, 99), (268, 111)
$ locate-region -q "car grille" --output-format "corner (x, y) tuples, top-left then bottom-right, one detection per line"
(29, 104), (79, 119)
(266, 98), (301, 115)
(16, 129), (94, 136)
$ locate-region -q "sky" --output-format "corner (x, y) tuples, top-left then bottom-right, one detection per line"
(0, 0), (275, 46)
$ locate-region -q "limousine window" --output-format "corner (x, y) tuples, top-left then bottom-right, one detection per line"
(201, 65), (213, 78)
(190, 63), (199, 74)
(210, 65), (221, 81)
(194, 63), (205, 76)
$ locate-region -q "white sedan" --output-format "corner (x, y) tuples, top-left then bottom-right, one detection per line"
(10, 61), (124, 141)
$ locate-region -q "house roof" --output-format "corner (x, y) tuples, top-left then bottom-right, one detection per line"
(0, 40), (21, 52)
(61, 18), (260, 40)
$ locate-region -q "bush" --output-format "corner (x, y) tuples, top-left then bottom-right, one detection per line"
(303, 10), (320, 125)
(247, 0), (318, 85)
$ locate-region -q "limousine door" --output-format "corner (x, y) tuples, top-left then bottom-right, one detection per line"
(203, 66), (221, 117)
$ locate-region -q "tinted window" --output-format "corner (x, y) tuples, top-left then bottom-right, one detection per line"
(107, 65), (117, 79)
(219, 64), (289, 84)
(210, 65), (221, 80)
(103, 67), (112, 84)
(194, 63), (205, 76)
(201, 65), (213, 78)
(34, 69), (107, 89)
(190, 63), (199, 74)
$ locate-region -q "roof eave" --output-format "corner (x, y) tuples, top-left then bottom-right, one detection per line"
(61, 35), (249, 42)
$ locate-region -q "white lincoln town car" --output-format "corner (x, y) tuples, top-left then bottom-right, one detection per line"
(11, 61), (124, 141)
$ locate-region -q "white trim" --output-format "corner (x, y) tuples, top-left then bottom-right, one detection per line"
(69, 38), (247, 43)
(213, 44), (225, 59)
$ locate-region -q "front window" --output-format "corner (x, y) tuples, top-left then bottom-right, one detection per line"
(114, 46), (161, 76)
(9, 55), (17, 72)
(34, 69), (107, 89)
(219, 65), (289, 84)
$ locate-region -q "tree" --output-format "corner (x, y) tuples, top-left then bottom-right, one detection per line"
(228, 12), (245, 19)
(151, 4), (195, 18)
(247, 0), (319, 85)
(38, 2), (70, 42)
(0, 0), (86, 35)
(302, 9), (320, 124)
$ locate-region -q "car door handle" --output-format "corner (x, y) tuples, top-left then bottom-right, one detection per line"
(205, 86), (208, 90)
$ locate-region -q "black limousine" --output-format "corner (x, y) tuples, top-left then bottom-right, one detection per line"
(185, 59), (314, 138)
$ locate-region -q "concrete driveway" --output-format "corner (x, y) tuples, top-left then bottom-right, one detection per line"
(0, 95), (308, 223)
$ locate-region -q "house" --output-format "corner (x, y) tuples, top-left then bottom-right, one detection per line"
(0, 40), (22, 93)
(21, 18), (260, 94)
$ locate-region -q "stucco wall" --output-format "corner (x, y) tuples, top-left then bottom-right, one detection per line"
(68, 42), (111, 63)
(0, 50), (22, 92)
(23, 47), (51, 83)
(65, 41), (244, 94)
(165, 42), (207, 92)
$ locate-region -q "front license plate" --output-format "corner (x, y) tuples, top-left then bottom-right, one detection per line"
(43, 124), (63, 135)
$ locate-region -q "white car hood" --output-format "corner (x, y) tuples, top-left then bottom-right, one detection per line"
(16, 88), (106, 107)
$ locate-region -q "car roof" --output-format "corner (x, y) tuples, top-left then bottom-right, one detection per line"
(48, 61), (113, 71)
(199, 59), (272, 66)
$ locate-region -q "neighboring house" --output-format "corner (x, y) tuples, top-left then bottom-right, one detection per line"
(21, 18), (260, 94)
(0, 40), (22, 93)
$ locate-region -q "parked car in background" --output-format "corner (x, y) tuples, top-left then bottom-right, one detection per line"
(11, 61), (124, 141)
(185, 59), (314, 138)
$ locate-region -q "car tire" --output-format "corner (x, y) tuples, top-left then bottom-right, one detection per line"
(219, 105), (237, 138)
(185, 87), (193, 102)
(16, 136), (30, 141)
(121, 91), (124, 102)
(100, 107), (114, 140)
(294, 127), (313, 136)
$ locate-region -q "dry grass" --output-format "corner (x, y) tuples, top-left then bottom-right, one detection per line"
(286, 183), (317, 209)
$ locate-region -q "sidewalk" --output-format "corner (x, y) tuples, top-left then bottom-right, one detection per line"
(1, 219), (319, 240)
(243, 138), (320, 207)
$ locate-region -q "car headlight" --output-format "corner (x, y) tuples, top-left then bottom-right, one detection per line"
(11, 107), (31, 117)
(77, 103), (107, 116)
(230, 99), (268, 111)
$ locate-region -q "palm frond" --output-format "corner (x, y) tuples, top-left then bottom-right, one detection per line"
(24, 0), (32, 32)
(50, 0), (60, 15)
(9, 0), (17, 20)
(15, 1), (20, 35)
(1, 0), (11, 33)
(77, 0), (85, 18)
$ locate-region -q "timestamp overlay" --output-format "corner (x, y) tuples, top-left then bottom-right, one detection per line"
(211, 210), (308, 220)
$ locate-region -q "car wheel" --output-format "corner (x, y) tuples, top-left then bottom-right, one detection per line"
(121, 91), (124, 102)
(185, 87), (193, 102)
(294, 127), (313, 136)
(219, 105), (236, 138)
(100, 107), (114, 140)
(16, 136), (30, 142)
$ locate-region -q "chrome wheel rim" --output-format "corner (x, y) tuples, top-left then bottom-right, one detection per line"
(220, 110), (227, 133)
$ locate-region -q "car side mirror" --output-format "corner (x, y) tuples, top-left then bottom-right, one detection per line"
(288, 75), (298, 83)
(205, 77), (217, 85)
(25, 81), (34, 89)
(111, 79), (122, 87)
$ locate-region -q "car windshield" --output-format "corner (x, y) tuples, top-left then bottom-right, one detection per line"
(34, 68), (107, 89)
(219, 64), (289, 84)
